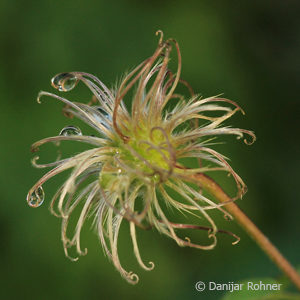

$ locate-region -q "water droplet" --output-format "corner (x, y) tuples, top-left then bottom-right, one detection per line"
(97, 107), (112, 121)
(93, 107), (112, 129)
(153, 174), (160, 182)
(59, 125), (82, 136)
(96, 107), (112, 120)
(28, 186), (45, 207)
(51, 73), (79, 92)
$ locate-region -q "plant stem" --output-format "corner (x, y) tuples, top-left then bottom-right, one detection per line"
(191, 172), (300, 291)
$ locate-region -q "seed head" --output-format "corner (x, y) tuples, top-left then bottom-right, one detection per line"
(27, 31), (255, 284)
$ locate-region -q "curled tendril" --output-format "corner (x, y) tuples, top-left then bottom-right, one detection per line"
(156, 30), (164, 45)
(165, 221), (240, 246)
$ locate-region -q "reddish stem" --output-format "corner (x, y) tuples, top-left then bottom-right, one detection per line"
(190, 172), (300, 291)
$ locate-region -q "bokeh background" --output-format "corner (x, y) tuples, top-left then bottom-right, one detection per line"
(0, 1), (299, 299)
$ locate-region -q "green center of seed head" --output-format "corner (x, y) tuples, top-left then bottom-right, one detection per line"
(99, 122), (172, 190)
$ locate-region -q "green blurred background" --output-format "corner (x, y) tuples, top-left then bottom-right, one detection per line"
(0, 1), (299, 299)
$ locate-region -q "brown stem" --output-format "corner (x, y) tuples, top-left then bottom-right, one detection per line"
(191, 172), (300, 291)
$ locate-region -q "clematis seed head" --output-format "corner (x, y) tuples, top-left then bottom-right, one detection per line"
(27, 31), (255, 284)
